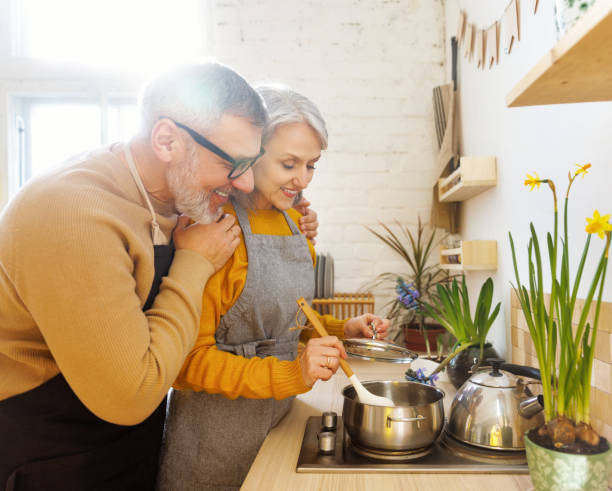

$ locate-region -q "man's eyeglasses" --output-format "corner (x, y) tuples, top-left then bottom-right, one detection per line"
(172, 120), (264, 179)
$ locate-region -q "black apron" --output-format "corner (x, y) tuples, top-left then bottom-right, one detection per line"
(0, 243), (175, 491)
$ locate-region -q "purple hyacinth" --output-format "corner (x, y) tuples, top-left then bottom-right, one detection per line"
(405, 367), (439, 386)
(396, 278), (420, 311)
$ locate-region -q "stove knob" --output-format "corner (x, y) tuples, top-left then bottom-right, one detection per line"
(317, 431), (336, 455)
(321, 411), (337, 431)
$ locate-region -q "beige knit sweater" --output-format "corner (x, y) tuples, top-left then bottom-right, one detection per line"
(0, 145), (214, 425)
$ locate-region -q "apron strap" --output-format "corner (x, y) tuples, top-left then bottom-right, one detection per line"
(124, 143), (168, 246)
(281, 209), (302, 235)
(231, 197), (254, 237)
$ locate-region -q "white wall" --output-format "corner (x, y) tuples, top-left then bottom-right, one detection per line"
(444, 0), (612, 358)
(205, 0), (446, 302)
(1, 0), (447, 328)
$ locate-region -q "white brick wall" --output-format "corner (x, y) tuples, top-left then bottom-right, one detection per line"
(208, 0), (446, 314)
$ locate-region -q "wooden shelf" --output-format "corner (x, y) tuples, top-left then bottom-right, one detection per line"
(506, 2), (612, 107)
(437, 156), (496, 202)
(440, 240), (497, 271)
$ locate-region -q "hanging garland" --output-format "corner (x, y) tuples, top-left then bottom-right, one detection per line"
(456, 0), (539, 69)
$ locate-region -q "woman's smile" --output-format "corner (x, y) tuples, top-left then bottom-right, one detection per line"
(281, 187), (300, 198)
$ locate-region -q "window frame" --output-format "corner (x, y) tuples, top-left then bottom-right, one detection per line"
(10, 94), (139, 189)
(0, 0), (209, 207)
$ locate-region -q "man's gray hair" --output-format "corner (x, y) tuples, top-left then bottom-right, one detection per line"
(255, 85), (328, 149)
(138, 61), (267, 135)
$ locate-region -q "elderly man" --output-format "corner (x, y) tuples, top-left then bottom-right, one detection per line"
(0, 61), (272, 490)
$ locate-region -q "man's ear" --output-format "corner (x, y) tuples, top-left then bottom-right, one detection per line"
(150, 119), (183, 162)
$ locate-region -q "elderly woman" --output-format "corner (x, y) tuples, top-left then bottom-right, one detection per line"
(157, 86), (389, 490)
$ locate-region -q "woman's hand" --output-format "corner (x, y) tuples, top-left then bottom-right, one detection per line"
(294, 197), (318, 244)
(343, 314), (390, 340)
(299, 336), (346, 387)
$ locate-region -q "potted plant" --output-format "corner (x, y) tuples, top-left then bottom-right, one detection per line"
(366, 217), (453, 358)
(417, 275), (501, 388)
(509, 164), (612, 491)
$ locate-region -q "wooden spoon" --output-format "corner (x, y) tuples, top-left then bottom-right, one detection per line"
(296, 297), (395, 407)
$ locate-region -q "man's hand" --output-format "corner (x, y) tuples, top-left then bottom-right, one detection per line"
(294, 197), (318, 244)
(343, 314), (390, 340)
(173, 214), (241, 271)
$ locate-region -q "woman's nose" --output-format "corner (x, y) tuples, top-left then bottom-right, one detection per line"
(293, 168), (310, 189)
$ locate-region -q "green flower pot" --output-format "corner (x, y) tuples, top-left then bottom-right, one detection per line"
(525, 433), (612, 491)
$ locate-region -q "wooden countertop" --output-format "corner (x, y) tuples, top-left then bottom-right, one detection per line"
(241, 357), (533, 490)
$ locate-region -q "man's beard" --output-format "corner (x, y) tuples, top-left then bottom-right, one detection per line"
(166, 143), (224, 224)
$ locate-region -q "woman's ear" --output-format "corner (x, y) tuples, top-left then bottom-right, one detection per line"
(150, 119), (183, 162)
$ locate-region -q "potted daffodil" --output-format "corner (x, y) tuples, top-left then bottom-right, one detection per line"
(509, 164), (612, 491)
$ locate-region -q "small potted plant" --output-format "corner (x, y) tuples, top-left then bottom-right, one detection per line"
(366, 217), (453, 358)
(509, 164), (612, 491)
(416, 275), (501, 388)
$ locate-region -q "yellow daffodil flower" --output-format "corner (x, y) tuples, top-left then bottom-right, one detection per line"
(574, 163), (591, 178)
(585, 210), (612, 239)
(524, 172), (542, 191)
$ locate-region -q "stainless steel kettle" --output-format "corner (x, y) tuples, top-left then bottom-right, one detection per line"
(447, 359), (544, 451)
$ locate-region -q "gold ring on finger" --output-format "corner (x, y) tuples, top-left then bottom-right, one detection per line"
(327, 356), (332, 369)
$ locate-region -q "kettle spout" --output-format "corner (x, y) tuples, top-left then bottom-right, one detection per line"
(519, 394), (544, 419)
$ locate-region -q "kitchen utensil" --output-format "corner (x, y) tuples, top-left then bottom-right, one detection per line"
(316, 254), (325, 298)
(323, 254), (332, 298)
(296, 297), (395, 407)
(313, 254), (320, 298)
(431, 37), (460, 234)
(447, 358), (544, 450)
(342, 338), (417, 364)
(327, 254), (334, 297)
(342, 380), (445, 452)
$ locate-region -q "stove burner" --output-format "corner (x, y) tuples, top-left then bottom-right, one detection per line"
(349, 439), (434, 461)
(439, 431), (527, 465)
(342, 426), (434, 461)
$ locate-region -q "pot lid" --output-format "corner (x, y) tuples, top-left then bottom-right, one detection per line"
(343, 339), (418, 364)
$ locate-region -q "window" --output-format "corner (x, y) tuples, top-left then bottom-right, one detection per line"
(13, 97), (138, 186)
(1, 0), (207, 203)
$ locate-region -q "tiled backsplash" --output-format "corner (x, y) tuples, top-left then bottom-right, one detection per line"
(510, 291), (612, 443)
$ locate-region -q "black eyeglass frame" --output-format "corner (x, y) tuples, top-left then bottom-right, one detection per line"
(171, 120), (264, 179)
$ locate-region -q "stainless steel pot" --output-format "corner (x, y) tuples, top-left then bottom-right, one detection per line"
(447, 359), (544, 451)
(342, 380), (445, 451)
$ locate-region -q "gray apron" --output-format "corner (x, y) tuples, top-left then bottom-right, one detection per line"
(157, 199), (315, 491)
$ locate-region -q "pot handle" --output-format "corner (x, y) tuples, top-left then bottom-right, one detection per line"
(386, 414), (426, 428)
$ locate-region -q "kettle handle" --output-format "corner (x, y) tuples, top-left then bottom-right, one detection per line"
(499, 362), (541, 381)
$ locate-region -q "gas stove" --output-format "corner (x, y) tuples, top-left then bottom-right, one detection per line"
(296, 414), (529, 474)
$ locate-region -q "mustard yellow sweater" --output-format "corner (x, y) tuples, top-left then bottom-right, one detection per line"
(0, 145), (214, 424)
(174, 204), (345, 399)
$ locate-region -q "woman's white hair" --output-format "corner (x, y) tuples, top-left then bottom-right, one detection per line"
(255, 85), (328, 149)
(138, 60), (267, 136)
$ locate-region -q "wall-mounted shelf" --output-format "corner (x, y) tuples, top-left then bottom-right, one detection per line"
(506, 2), (612, 107)
(440, 240), (497, 271)
(437, 156), (496, 202)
